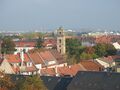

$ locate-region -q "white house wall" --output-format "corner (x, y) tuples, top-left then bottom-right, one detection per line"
(0, 59), (15, 74)
(95, 59), (110, 68)
(14, 47), (34, 54)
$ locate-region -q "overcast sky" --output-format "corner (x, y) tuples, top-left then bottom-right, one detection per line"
(0, 0), (120, 31)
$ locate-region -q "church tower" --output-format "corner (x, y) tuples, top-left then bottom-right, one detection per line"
(57, 27), (66, 54)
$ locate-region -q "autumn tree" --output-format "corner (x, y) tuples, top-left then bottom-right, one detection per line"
(80, 46), (98, 60)
(84, 47), (95, 54)
(0, 71), (14, 90)
(1, 37), (16, 54)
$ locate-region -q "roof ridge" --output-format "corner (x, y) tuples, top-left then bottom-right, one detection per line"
(36, 51), (46, 65)
(78, 63), (87, 71)
(26, 52), (37, 69)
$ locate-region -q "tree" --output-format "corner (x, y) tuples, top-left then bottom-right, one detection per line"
(0, 71), (14, 90)
(93, 43), (107, 57)
(66, 38), (84, 64)
(80, 46), (98, 60)
(20, 75), (47, 90)
(66, 38), (81, 54)
(80, 52), (92, 60)
(84, 46), (95, 54)
(105, 44), (117, 56)
(35, 36), (43, 49)
(1, 37), (16, 54)
(93, 43), (117, 57)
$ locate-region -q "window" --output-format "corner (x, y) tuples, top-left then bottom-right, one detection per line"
(60, 49), (61, 53)
(27, 62), (32, 67)
(59, 39), (61, 43)
(59, 32), (61, 35)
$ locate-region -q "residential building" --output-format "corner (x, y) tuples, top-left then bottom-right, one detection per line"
(41, 60), (103, 76)
(14, 40), (36, 54)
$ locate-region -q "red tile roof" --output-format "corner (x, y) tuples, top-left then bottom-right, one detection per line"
(80, 60), (103, 71)
(100, 55), (120, 63)
(24, 54), (30, 62)
(15, 41), (36, 47)
(39, 51), (55, 61)
(57, 64), (85, 76)
(25, 66), (37, 72)
(41, 68), (56, 76)
(95, 35), (120, 44)
(50, 50), (66, 64)
(29, 52), (44, 64)
(43, 39), (56, 47)
(28, 49), (66, 66)
(41, 60), (104, 76)
(5, 53), (33, 64)
(6, 54), (21, 63)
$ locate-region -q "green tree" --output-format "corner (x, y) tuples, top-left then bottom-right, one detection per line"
(80, 52), (92, 60)
(93, 43), (117, 57)
(105, 44), (117, 55)
(20, 75), (47, 90)
(1, 37), (16, 54)
(66, 38), (81, 54)
(93, 43), (107, 57)
(35, 36), (43, 49)
(66, 38), (84, 64)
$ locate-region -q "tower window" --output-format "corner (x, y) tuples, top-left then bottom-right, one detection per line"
(59, 49), (61, 53)
(59, 39), (61, 43)
(59, 32), (62, 35)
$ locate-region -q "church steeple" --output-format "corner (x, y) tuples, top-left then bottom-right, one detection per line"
(57, 27), (66, 54)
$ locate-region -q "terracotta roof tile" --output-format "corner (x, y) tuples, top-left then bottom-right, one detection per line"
(6, 54), (21, 63)
(43, 39), (56, 47)
(15, 41), (36, 47)
(41, 68), (56, 76)
(80, 60), (103, 71)
(39, 51), (55, 61)
(24, 54), (30, 62)
(29, 52), (43, 64)
(40, 61), (104, 76)
(25, 66), (37, 72)
(50, 50), (66, 64)
(100, 55), (120, 63)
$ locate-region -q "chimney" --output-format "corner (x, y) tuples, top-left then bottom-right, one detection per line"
(20, 49), (24, 66)
(55, 66), (59, 76)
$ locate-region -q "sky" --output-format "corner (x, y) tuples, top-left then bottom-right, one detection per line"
(0, 0), (120, 32)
